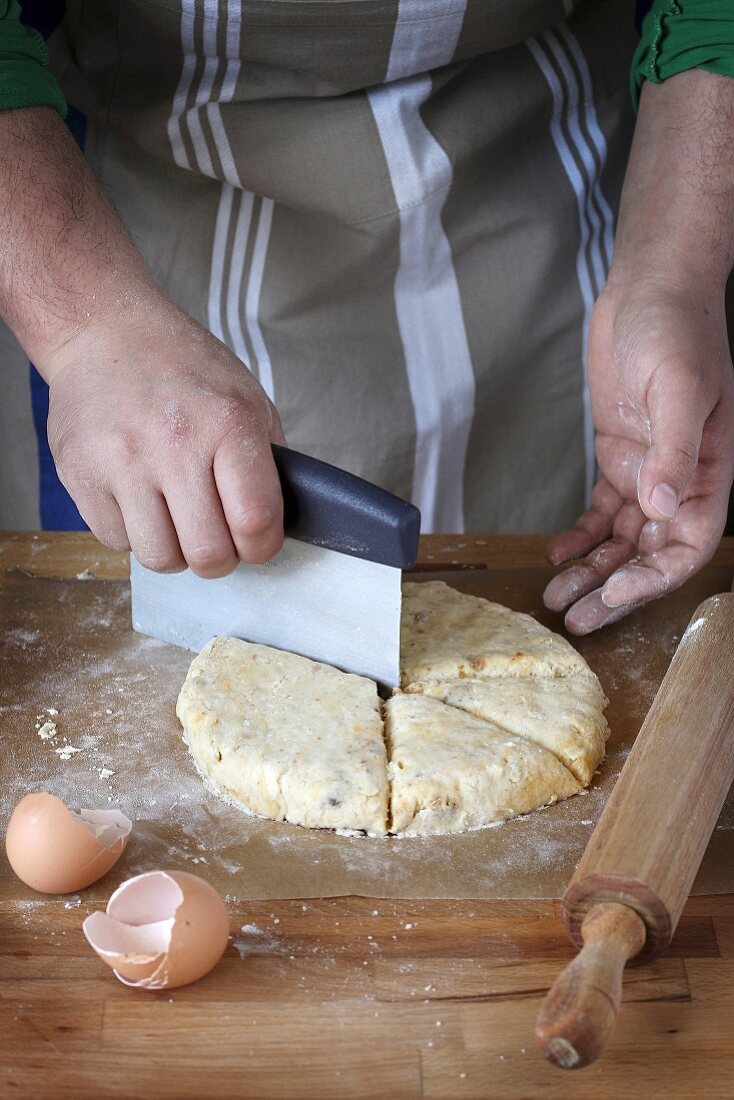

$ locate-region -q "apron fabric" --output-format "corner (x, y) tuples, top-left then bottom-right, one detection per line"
(0, 0), (637, 533)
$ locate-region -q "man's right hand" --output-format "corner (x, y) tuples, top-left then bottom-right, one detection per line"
(0, 107), (284, 575)
(46, 297), (286, 576)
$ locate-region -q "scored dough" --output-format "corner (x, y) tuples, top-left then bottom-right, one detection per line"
(386, 693), (580, 836)
(403, 673), (608, 787)
(400, 580), (588, 685)
(177, 581), (608, 837)
(176, 636), (388, 836)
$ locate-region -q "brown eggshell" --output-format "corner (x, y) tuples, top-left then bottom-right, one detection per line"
(83, 870), (230, 990)
(4, 793), (131, 894)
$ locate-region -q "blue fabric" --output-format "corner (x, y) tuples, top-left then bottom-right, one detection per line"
(29, 359), (86, 530)
(635, 1), (653, 34)
(20, 0), (87, 529)
(18, 0), (65, 40)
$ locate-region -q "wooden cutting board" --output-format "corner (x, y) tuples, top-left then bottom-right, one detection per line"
(2, 532), (734, 1098)
(2, 536), (733, 903)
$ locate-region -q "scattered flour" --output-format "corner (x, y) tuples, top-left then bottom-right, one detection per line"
(683, 616), (706, 640)
(232, 924), (284, 958)
(54, 745), (81, 761)
(3, 571), (731, 902)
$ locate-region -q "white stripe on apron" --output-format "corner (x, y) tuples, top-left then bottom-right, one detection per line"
(208, 182), (235, 344)
(167, 0), (196, 170)
(185, 19), (219, 179)
(557, 24), (615, 270)
(383, 0), (468, 80)
(368, 0), (474, 533)
(225, 190), (255, 364)
(526, 25), (614, 507)
(169, 1), (275, 401)
(208, 0), (242, 188)
(245, 198), (276, 401)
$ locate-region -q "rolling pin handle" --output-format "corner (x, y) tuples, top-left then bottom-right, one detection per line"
(535, 902), (646, 1070)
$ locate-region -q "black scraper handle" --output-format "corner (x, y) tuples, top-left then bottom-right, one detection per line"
(271, 444), (421, 569)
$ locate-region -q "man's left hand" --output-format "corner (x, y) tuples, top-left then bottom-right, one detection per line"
(543, 70), (734, 634)
(544, 277), (734, 633)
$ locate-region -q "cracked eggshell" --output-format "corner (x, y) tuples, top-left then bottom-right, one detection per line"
(4, 793), (131, 894)
(83, 870), (230, 990)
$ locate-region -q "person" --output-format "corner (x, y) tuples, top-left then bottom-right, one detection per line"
(0, 0), (732, 635)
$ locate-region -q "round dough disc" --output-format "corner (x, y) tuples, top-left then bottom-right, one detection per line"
(177, 581), (609, 836)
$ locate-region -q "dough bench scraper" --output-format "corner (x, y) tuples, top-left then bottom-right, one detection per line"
(130, 445), (421, 688)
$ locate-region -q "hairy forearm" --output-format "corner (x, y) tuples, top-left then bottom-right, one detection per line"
(0, 106), (156, 377)
(610, 70), (734, 290)
(0, 110), (285, 570)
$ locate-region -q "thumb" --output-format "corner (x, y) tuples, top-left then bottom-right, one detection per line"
(636, 367), (710, 521)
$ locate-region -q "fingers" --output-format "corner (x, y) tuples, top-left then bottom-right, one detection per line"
(600, 505), (723, 612)
(114, 486), (186, 572)
(544, 490), (647, 612)
(546, 524), (606, 569)
(564, 589), (644, 636)
(553, 475), (729, 630)
(51, 436), (132, 552)
(600, 558), (672, 608)
(545, 479), (620, 566)
(213, 430), (284, 564)
(70, 488), (131, 553)
(163, 470), (238, 579)
(543, 535), (638, 612)
(637, 367), (713, 521)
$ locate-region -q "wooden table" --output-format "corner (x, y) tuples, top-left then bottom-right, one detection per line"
(2, 532), (734, 1099)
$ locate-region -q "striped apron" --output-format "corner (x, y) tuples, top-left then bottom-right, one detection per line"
(0, 0), (637, 533)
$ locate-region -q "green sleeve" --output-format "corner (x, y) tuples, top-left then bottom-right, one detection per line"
(631, 0), (734, 110)
(0, 0), (67, 116)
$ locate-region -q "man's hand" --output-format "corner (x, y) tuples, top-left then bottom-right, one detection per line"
(545, 279), (734, 632)
(0, 107), (284, 574)
(545, 71), (734, 633)
(45, 299), (285, 576)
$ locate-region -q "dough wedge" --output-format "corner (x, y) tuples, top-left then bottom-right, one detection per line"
(400, 581), (588, 686)
(386, 693), (580, 837)
(177, 637), (388, 835)
(403, 673), (608, 787)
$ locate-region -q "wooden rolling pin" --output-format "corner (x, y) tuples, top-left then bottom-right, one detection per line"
(536, 590), (734, 1069)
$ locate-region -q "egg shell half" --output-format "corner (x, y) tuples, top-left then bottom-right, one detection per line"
(4, 793), (131, 894)
(83, 870), (230, 990)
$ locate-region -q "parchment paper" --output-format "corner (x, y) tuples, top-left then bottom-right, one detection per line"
(1, 564), (732, 902)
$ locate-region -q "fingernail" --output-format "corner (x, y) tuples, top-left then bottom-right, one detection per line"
(600, 587), (616, 607)
(601, 581), (624, 608)
(650, 482), (677, 519)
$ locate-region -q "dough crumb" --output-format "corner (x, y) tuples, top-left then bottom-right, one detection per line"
(54, 744), (81, 760)
(76, 568), (94, 580)
(98, 767), (114, 780)
(37, 720), (57, 740)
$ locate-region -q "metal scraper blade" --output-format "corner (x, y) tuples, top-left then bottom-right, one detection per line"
(130, 537), (402, 688)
